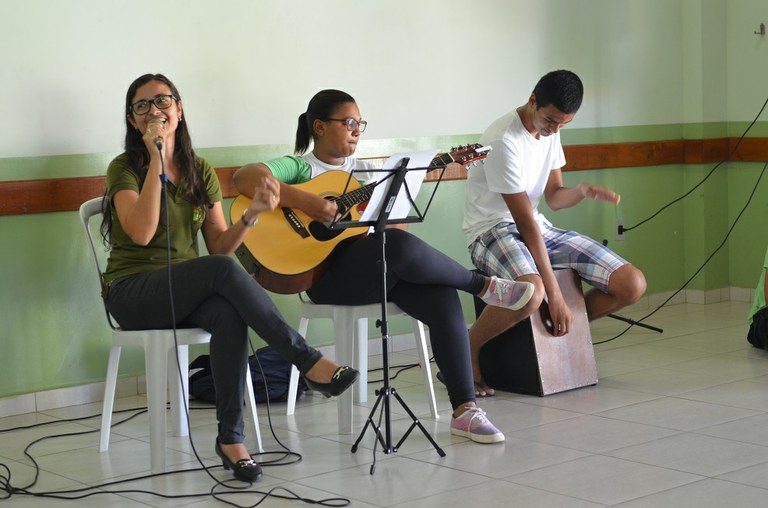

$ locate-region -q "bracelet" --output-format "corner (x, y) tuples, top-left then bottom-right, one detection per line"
(240, 210), (258, 228)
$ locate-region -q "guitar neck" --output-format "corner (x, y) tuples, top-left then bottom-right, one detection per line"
(334, 146), (478, 209)
(430, 152), (455, 167)
(335, 181), (376, 210)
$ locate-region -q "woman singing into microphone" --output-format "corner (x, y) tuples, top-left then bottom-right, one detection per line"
(99, 74), (359, 482)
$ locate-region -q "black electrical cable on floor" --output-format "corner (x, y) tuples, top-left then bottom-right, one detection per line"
(621, 93), (768, 234)
(594, 159), (768, 345)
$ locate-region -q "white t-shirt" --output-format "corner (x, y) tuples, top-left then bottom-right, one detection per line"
(303, 152), (380, 183)
(462, 109), (566, 245)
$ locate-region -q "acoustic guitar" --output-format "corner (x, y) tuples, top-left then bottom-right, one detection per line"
(231, 144), (490, 294)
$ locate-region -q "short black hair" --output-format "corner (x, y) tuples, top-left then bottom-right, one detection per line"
(533, 70), (583, 114)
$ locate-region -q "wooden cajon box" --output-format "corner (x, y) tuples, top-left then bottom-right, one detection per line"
(475, 269), (598, 396)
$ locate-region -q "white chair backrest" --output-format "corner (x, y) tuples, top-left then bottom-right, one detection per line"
(79, 197), (118, 329)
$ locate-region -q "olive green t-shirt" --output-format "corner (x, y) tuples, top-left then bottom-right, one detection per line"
(102, 153), (222, 285)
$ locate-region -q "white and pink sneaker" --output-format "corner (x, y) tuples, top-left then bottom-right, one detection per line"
(450, 407), (505, 444)
(481, 276), (534, 311)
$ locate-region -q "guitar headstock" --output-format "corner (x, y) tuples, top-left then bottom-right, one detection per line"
(448, 143), (492, 167)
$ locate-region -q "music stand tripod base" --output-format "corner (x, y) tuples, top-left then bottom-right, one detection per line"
(350, 368), (446, 458)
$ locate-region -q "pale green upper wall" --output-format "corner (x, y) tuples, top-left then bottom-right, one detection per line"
(0, 0), (701, 161)
(2, 0), (768, 397)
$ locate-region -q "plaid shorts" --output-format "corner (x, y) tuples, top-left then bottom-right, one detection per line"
(469, 222), (628, 293)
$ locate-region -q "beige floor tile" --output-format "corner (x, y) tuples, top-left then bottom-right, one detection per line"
(509, 414), (680, 453)
(614, 478), (768, 508)
(506, 454), (701, 505)
(3, 301), (768, 507)
(608, 432), (768, 476)
(596, 395), (761, 430)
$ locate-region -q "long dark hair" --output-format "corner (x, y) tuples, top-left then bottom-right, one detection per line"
(294, 89), (356, 154)
(101, 73), (210, 245)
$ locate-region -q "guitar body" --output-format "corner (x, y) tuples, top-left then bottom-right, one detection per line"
(230, 170), (369, 294)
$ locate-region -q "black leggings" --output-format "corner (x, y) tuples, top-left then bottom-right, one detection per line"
(307, 229), (485, 409)
(106, 255), (322, 444)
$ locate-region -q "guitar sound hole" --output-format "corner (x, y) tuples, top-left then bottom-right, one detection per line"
(308, 211), (351, 241)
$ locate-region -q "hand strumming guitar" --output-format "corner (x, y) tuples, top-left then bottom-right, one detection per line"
(245, 174), (281, 218)
(294, 189), (339, 223)
(234, 162), (340, 223)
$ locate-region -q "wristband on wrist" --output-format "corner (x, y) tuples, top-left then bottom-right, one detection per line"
(240, 210), (258, 227)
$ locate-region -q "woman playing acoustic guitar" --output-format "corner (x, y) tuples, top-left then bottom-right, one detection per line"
(234, 89), (535, 444)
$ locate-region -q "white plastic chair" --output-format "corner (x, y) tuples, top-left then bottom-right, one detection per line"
(286, 294), (439, 434)
(79, 197), (262, 473)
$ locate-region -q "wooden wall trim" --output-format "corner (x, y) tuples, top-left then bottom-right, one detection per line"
(0, 176), (107, 217)
(2, 137), (766, 217)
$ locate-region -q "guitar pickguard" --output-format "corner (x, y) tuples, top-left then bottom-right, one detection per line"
(306, 194), (354, 241)
(307, 212), (353, 242)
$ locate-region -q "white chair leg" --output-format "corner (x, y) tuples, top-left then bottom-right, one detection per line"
(354, 317), (369, 403)
(412, 319), (439, 419)
(99, 345), (122, 452)
(145, 338), (170, 474)
(286, 316), (310, 416)
(334, 308), (356, 434)
(168, 345), (190, 437)
(244, 368), (263, 453)
(286, 366), (301, 417)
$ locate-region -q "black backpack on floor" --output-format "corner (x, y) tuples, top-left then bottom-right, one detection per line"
(189, 347), (304, 404)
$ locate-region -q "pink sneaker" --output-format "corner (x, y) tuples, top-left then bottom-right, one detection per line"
(481, 276), (534, 311)
(450, 407), (505, 444)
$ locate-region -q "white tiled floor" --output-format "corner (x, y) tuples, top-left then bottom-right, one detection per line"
(3, 301), (768, 507)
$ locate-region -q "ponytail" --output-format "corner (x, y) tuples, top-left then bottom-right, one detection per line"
(294, 112), (311, 155)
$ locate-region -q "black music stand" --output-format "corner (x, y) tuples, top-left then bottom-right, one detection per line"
(326, 155), (447, 472)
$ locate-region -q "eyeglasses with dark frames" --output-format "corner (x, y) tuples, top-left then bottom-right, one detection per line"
(129, 94), (178, 115)
(323, 117), (367, 132)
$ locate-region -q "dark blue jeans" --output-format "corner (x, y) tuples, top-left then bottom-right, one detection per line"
(106, 255), (322, 444)
(307, 229), (484, 409)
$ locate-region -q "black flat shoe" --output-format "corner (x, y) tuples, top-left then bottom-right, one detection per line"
(305, 366), (359, 398)
(215, 438), (262, 483)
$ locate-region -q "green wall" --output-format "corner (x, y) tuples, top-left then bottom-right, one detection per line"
(2, 125), (767, 398)
(3, 0), (768, 404)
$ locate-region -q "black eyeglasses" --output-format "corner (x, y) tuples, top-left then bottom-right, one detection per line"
(129, 94), (178, 115)
(324, 117), (367, 132)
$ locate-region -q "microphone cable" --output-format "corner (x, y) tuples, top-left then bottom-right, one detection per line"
(155, 147), (340, 505)
(0, 406), (346, 506)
